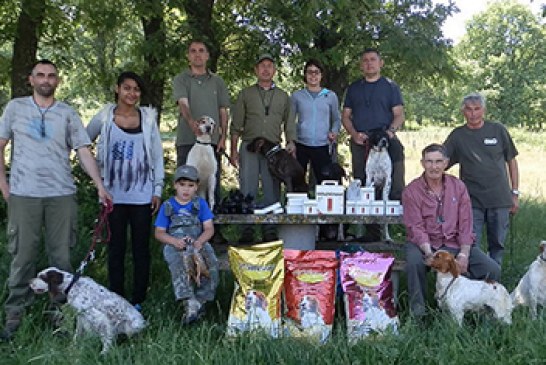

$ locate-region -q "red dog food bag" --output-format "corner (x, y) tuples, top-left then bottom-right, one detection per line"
(340, 251), (399, 342)
(283, 249), (338, 343)
(227, 240), (284, 337)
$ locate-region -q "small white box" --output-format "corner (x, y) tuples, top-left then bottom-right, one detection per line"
(286, 205), (304, 214)
(303, 200), (318, 215)
(358, 203), (372, 216)
(316, 180), (344, 215)
(360, 187), (375, 204)
(386, 200), (402, 216)
(371, 201), (385, 215)
(346, 200), (358, 215)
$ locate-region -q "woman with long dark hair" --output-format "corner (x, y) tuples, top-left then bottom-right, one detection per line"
(87, 71), (164, 310)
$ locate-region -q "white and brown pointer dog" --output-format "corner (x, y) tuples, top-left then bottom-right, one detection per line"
(365, 129), (392, 240)
(429, 251), (512, 326)
(30, 267), (146, 354)
(186, 115), (218, 211)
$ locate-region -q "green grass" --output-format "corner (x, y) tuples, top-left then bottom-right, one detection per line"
(0, 127), (545, 364)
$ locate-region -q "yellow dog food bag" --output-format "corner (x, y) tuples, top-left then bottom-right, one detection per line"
(227, 240), (284, 337)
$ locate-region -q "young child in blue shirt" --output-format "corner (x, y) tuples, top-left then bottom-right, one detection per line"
(155, 165), (219, 324)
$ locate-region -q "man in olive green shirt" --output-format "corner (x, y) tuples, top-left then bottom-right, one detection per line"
(172, 39), (230, 203)
(230, 54), (296, 243)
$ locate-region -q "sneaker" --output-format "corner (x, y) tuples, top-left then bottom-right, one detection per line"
(182, 298), (201, 325)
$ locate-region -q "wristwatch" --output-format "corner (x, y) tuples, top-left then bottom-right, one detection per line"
(511, 189), (520, 196)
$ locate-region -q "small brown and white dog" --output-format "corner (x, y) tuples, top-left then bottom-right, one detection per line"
(511, 241), (546, 318)
(30, 267), (146, 354)
(187, 116), (217, 211)
(299, 295), (325, 328)
(244, 290), (272, 330)
(429, 251), (512, 326)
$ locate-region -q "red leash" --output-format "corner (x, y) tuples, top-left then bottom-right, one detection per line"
(75, 201), (113, 274)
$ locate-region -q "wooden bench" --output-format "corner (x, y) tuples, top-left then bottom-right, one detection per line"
(213, 213), (406, 304)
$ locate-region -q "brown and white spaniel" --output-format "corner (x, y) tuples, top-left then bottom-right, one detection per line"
(429, 251), (512, 326)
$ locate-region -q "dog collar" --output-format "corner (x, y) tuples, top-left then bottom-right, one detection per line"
(265, 145), (281, 158)
(195, 140), (212, 146)
(64, 272), (81, 295)
(540, 255), (546, 262)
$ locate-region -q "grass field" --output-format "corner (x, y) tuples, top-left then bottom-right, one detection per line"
(0, 126), (545, 365)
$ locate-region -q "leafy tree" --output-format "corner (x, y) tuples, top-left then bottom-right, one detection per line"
(10, 0), (46, 98)
(229, 0), (458, 99)
(456, 1), (546, 129)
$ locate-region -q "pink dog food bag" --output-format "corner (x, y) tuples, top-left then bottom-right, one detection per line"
(340, 251), (399, 342)
(227, 240), (284, 337)
(283, 249), (338, 343)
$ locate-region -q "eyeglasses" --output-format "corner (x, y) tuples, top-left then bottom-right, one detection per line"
(305, 70), (321, 75)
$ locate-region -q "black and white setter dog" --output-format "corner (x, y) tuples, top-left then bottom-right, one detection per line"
(365, 129), (392, 240)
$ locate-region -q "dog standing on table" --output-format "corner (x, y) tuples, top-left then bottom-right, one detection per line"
(365, 129), (392, 240)
(246, 137), (307, 193)
(511, 241), (546, 318)
(429, 251), (512, 326)
(187, 116), (218, 211)
(30, 267), (146, 354)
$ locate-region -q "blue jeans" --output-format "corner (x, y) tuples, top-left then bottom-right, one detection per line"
(472, 207), (510, 265)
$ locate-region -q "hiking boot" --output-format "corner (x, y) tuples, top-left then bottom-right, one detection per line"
(0, 311), (23, 341)
(182, 298), (202, 325)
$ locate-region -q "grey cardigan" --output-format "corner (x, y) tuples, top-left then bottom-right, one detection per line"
(86, 103), (165, 197)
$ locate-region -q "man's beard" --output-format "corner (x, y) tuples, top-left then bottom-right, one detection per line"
(34, 84), (56, 97)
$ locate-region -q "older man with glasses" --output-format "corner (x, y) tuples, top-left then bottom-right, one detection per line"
(402, 143), (500, 320)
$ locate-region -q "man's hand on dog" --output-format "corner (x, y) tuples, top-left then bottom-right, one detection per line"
(189, 119), (203, 136)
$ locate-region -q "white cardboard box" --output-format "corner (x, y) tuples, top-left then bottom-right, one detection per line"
(360, 187), (375, 204)
(371, 201), (385, 215)
(303, 200), (318, 215)
(346, 200), (358, 215)
(316, 180), (344, 214)
(358, 203), (372, 216)
(386, 200), (402, 216)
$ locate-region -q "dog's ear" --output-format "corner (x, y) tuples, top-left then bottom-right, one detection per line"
(46, 270), (64, 296)
(446, 254), (460, 278)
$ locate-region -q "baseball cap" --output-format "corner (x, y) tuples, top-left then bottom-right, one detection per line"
(256, 53), (274, 65)
(174, 165), (199, 182)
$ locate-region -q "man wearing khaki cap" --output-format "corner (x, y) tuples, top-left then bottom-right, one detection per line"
(230, 53), (296, 241)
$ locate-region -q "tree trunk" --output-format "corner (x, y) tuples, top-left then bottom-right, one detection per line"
(10, 0), (46, 98)
(140, 8), (166, 125)
(182, 0), (219, 72)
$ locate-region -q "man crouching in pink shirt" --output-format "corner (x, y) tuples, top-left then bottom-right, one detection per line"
(402, 143), (500, 320)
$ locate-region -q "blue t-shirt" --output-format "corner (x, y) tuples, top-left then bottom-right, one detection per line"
(154, 196), (214, 229)
(343, 76), (403, 132)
